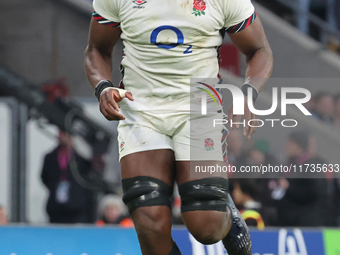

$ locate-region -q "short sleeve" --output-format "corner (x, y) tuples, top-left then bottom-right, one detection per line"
(224, 0), (255, 32)
(93, 0), (121, 23)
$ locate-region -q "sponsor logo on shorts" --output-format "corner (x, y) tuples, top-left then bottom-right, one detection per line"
(120, 142), (125, 151)
(133, 0), (147, 8)
(204, 138), (214, 151)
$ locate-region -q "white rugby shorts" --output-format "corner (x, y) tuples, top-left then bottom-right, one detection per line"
(117, 110), (229, 161)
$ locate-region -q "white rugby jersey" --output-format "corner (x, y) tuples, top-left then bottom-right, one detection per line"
(93, 0), (256, 112)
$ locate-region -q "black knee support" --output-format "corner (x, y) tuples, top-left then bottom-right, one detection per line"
(122, 176), (172, 215)
(178, 177), (228, 212)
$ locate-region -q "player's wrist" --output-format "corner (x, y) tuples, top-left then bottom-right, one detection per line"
(94, 80), (115, 101)
(241, 84), (259, 103)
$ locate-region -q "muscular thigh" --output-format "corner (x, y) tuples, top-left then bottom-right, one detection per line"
(120, 150), (176, 232)
(121, 149), (176, 186)
(175, 161), (228, 185)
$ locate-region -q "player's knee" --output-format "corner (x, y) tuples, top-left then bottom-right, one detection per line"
(178, 177), (229, 245)
(184, 211), (228, 245)
(122, 176), (173, 215)
(178, 177), (228, 213)
(133, 207), (172, 236)
(190, 224), (224, 245)
(191, 231), (222, 245)
(122, 176), (173, 236)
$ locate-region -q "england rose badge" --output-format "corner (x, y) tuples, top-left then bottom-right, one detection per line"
(192, 0), (206, 16)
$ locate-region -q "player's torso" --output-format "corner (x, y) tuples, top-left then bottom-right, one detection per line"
(118, 0), (225, 48)
(110, 0), (227, 111)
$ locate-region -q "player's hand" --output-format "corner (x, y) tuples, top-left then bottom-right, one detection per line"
(99, 87), (134, 121)
(228, 95), (258, 140)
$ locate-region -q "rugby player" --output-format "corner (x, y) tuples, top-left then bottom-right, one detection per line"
(84, 0), (273, 253)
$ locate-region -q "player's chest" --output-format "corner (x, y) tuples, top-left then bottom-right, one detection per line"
(118, 0), (225, 33)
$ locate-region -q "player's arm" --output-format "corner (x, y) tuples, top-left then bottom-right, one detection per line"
(228, 17), (273, 139)
(85, 18), (133, 120)
(229, 17), (273, 93)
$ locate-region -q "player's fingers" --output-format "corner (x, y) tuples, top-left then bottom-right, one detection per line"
(100, 89), (120, 112)
(247, 127), (256, 140)
(104, 109), (126, 120)
(101, 99), (125, 120)
(100, 103), (116, 120)
(111, 111), (126, 120)
(247, 114), (258, 140)
(100, 100), (115, 119)
(125, 91), (134, 101)
(99, 105), (108, 118)
(235, 114), (242, 129)
(243, 107), (250, 138)
(111, 88), (131, 100)
(247, 126), (257, 140)
(104, 91), (120, 112)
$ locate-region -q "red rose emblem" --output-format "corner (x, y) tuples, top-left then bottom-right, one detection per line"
(204, 138), (214, 151)
(192, 0), (206, 16)
(193, 0), (206, 11)
(205, 138), (214, 147)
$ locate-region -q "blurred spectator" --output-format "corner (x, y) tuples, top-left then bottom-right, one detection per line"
(305, 94), (316, 113)
(307, 135), (318, 158)
(275, 131), (332, 227)
(296, 0), (312, 34)
(232, 179), (265, 229)
(255, 0), (293, 23)
(295, 0), (328, 40)
(96, 194), (133, 227)
(0, 205), (8, 225)
(311, 92), (334, 124)
(333, 94), (340, 128)
(309, 0), (327, 40)
(249, 140), (279, 168)
(309, 134), (340, 225)
(332, 179), (340, 226)
(41, 130), (95, 224)
(248, 140), (280, 217)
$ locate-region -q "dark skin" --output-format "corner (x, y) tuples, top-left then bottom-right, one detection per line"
(85, 16), (272, 255)
(228, 18), (273, 140)
(85, 20), (133, 120)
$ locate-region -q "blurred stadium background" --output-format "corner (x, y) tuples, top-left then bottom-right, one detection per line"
(0, 0), (340, 254)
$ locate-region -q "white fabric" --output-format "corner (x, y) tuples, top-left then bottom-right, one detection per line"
(93, 0), (254, 112)
(117, 110), (227, 161)
(101, 87), (128, 99)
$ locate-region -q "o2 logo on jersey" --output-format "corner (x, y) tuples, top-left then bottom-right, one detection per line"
(133, 0), (147, 9)
(150, 26), (192, 54)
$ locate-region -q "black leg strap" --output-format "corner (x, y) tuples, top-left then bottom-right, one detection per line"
(122, 176), (173, 215)
(179, 177), (229, 212)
